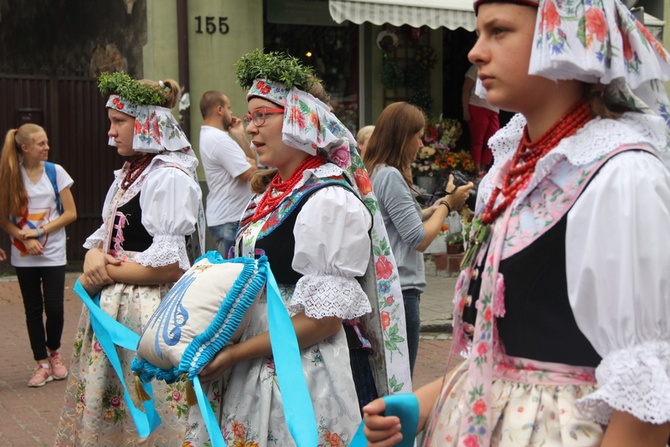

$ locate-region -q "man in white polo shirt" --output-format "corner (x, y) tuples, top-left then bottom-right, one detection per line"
(199, 91), (257, 257)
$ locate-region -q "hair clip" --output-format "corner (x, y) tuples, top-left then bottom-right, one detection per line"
(158, 80), (169, 91)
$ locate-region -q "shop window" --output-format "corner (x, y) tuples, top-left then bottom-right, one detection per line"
(264, 22), (360, 134)
(378, 25), (436, 116)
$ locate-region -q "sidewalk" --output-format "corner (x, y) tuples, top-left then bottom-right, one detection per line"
(0, 265), (457, 446)
(421, 257), (457, 333)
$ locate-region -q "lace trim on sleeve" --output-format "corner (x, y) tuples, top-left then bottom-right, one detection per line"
(83, 226), (105, 250)
(576, 339), (670, 425)
(133, 234), (190, 271)
(289, 274), (372, 319)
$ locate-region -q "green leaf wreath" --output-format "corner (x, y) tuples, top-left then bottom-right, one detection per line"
(235, 49), (320, 90)
(97, 71), (164, 106)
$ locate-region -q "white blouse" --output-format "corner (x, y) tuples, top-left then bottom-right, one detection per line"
(240, 163), (373, 320)
(566, 151), (670, 425)
(289, 182), (373, 320)
(85, 152), (201, 271)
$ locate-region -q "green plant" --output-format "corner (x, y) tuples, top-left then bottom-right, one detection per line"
(235, 49), (319, 90)
(409, 89), (432, 113)
(414, 46), (438, 70)
(404, 64), (429, 90)
(380, 61), (405, 89)
(446, 232), (464, 245)
(98, 72), (164, 105)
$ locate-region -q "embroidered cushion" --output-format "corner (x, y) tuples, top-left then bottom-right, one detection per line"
(132, 251), (266, 384)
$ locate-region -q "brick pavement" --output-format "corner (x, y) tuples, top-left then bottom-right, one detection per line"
(0, 275), (79, 447)
(0, 265), (459, 446)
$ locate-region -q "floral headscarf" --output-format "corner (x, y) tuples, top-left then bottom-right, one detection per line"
(247, 78), (358, 156)
(475, 0), (670, 152)
(106, 94), (193, 155)
(532, 0), (670, 136)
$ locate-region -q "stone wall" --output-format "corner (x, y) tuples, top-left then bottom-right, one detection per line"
(0, 0), (147, 77)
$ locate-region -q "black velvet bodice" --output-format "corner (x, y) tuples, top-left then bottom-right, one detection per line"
(109, 194), (153, 253)
(464, 216), (602, 367)
(254, 197), (307, 285)
(254, 183), (352, 284)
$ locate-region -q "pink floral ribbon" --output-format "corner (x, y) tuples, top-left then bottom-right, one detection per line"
(494, 354), (596, 386)
(455, 207), (511, 447)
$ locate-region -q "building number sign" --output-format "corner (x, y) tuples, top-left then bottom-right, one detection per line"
(195, 16), (229, 35)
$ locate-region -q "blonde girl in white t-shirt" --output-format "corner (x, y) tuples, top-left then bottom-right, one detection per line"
(0, 123), (77, 387)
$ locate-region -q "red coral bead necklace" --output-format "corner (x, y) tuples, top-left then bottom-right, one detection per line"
(121, 153), (156, 190)
(480, 99), (593, 225)
(252, 155), (325, 221)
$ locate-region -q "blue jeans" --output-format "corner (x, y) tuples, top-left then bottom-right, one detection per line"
(402, 288), (421, 377)
(209, 222), (239, 259)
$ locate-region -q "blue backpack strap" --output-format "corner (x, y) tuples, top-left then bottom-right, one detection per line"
(44, 162), (62, 215)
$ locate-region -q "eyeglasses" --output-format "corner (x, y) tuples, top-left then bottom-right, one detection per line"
(243, 107), (284, 127)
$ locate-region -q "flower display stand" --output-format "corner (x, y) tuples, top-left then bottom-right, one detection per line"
(444, 244), (464, 276)
(433, 254), (448, 271)
(447, 253), (464, 275)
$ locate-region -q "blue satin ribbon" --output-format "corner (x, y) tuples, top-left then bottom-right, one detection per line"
(349, 393), (419, 447)
(265, 265), (318, 446)
(194, 265), (317, 447)
(74, 280), (162, 438)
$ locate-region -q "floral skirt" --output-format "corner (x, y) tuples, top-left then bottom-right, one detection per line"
(420, 355), (604, 447)
(55, 282), (189, 447)
(183, 287), (362, 447)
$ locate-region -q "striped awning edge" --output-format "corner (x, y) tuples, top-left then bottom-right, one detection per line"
(328, 0), (476, 31)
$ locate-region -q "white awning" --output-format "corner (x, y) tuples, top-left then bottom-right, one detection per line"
(329, 0), (476, 31)
(643, 12), (665, 40)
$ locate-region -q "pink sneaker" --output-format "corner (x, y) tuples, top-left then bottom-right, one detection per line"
(28, 364), (53, 387)
(48, 351), (68, 380)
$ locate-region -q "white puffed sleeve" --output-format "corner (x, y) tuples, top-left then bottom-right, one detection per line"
(135, 166), (201, 270)
(566, 151), (670, 425)
(83, 223), (106, 250)
(290, 185), (373, 320)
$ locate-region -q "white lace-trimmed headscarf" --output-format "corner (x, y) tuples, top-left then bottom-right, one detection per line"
(106, 93), (194, 155)
(475, 0), (670, 150)
(246, 78), (357, 156)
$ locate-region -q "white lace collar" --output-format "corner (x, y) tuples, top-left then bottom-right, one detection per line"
(477, 112), (667, 207)
(113, 150), (199, 180)
(292, 162), (348, 191)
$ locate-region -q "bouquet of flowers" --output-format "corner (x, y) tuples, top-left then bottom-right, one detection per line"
(412, 145), (445, 176)
(423, 116), (463, 150)
(412, 148), (476, 177)
(441, 151), (476, 174)
(412, 117), (476, 177)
